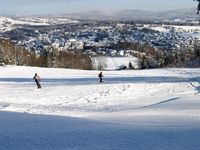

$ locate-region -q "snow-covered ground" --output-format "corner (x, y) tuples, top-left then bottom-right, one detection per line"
(92, 57), (139, 70)
(0, 66), (200, 149)
(148, 24), (200, 38)
(0, 16), (79, 32)
(0, 16), (49, 32)
(0, 16), (50, 26)
(148, 24), (200, 33)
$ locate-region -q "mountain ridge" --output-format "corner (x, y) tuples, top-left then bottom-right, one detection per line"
(0, 8), (198, 21)
(64, 8), (198, 21)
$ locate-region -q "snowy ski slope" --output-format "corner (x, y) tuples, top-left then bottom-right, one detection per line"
(0, 66), (200, 150)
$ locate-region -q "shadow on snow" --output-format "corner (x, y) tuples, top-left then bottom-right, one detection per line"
(0, 111), (200, 150)
(0, 76), (192, 86)
(136, 97), (180, 110)
(190, 77), (200, 94)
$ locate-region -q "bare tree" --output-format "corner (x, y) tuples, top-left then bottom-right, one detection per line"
(93, 56), (107, 70)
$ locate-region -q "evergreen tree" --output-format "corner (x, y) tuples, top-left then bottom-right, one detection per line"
(0, 47), (5, 66)
(129, 61), (134, 69)
(47, 47), (59, 68)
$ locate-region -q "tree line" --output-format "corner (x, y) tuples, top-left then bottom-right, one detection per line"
(114, 41), (200, 69)
(1, 37), (200, 70)
(0, 38), (92, 70)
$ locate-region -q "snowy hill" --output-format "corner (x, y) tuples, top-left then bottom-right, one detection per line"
(0, 16), (50, 26)
(0, 16), (50, 32)
(0, 16), (79, 32)
(0, 66), (200, 149)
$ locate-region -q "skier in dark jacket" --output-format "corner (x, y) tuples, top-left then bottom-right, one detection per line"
(98, 72), (104, 83)
(33, 73), (41, 89)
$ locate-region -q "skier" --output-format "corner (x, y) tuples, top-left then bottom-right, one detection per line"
(98, 72), (104, 83)
(33, 73), (41, 89)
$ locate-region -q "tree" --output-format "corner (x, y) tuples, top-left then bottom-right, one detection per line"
(45, 46), (59, 68)
(93, 56), (107, 70)
(0, 47), (5, 66)
(129, 61), (134, 69)
(57, 51), (92, 70)
(194, 0), (200, 14)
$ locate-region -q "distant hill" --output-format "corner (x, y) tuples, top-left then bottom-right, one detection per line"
(65, 8), (198, 21)
(0, 8), (198, 22)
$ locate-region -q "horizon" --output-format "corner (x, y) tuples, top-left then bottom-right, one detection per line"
(0, 0), (197, 15)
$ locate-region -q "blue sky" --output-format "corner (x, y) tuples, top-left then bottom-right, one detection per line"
(0, 0), (196, 15)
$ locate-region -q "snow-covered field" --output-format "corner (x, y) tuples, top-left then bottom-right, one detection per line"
(0, 16), (50, 32)
(147, 24), (200, 38)
(92, 56), (139, 70)
(147, 24), (200, 33)
(0, 16), (50, 26)
(0, 66), (200, 150)
(0, 16), (79, 32)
